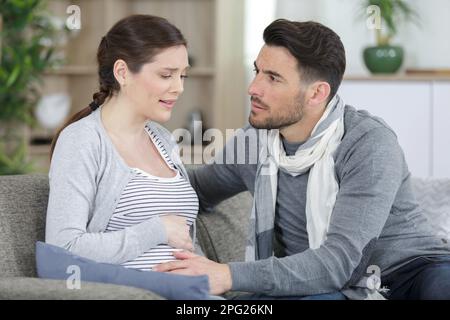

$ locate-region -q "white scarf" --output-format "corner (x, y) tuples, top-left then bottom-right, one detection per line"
(266, 95), (345, 249)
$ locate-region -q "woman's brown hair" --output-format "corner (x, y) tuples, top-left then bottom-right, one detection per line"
(50, 14), (187, 158)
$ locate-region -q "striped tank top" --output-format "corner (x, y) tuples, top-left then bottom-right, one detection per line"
(105, 125), (199, 271)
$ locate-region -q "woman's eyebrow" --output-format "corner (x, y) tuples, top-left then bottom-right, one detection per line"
(162, 66), (191, 72)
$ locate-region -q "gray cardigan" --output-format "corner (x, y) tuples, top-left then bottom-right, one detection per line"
(45, 107), (191, 264)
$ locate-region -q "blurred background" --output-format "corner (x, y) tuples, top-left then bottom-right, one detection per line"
(1, 0), (449, 178)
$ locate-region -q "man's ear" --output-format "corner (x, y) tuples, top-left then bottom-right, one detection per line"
(113, 59), (129, 87)
(306, 81), (331, 107)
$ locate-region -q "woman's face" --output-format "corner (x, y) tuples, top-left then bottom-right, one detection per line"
(124, 45), (189, 123)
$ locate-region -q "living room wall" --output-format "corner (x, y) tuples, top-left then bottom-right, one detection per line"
(276, 0), (450, 75)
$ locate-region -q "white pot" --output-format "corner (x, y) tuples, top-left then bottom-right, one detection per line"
(35, 93), (71, 130)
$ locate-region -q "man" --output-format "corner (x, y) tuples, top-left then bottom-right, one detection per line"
(155, 19), (450, 300)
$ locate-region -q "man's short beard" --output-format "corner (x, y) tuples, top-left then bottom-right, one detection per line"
(249, 94), (304, 130)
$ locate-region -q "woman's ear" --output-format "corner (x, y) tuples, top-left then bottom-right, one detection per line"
(113, 59), (128, 88)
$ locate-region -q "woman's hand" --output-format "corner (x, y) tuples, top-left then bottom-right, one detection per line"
(160, 215), (194, 251)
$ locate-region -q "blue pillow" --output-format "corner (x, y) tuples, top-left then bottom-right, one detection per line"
(35, 241), (210, 300)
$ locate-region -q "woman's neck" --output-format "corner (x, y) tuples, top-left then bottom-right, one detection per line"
(101, 95), (148, 141)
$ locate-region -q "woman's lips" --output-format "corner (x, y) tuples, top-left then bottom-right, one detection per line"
(159, 99), (176, 109)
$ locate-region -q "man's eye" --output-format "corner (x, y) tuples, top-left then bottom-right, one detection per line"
(253, 68), (259, 74)
(181, 75), (188, 79)
(269, 75), (276, 82)
(161, 75), (171, 79)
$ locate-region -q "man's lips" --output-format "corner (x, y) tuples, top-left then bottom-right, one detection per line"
(251, 101), (267, 112)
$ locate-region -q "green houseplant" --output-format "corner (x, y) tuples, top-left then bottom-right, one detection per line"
(362, 0), (419, 74)
(0, 0), (62, 174)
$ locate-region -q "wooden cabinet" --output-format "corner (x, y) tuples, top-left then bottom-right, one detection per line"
(339, 76), (450, 178)
(30, 0), (247, 172)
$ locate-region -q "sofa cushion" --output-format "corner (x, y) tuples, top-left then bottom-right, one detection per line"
(36, 241), (210, 300)
(196, 191), (252, 263)
(0, 174), (49, 277)
(0, 277), (163, 300)
(411, 177), (450, 240)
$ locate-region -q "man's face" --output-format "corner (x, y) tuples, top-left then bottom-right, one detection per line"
(248, 45), (306, 130)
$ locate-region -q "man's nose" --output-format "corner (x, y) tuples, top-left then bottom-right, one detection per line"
(248, 76), (262, 97)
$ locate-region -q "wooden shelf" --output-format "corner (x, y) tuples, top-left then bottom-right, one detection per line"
(29, 144), (51, 155)
(44, 65), (97, 76)
(28, 144), (51, 173)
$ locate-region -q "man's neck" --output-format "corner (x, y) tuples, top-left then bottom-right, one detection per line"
(280, 105), (327, 143)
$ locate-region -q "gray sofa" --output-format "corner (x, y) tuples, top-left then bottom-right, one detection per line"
(1, 173), (449, 299)
(0, 173), (252, 299)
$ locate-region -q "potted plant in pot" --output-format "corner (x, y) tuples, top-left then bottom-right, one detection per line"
(362, 0), (419, 74)
(0, 0), (63, 174)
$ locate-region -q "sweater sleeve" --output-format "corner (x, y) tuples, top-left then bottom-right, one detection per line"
(188, 163), (247, 213)
(45, 124), (167, 264)
(188, 127), (254, 213)
(228, 127), (405, 296)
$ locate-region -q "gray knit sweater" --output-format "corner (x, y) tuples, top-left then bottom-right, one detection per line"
(45, 107), (192, 264)
(188, 105), (450, 297)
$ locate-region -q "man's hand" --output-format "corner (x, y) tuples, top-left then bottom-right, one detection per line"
(153, 251), (232, 295)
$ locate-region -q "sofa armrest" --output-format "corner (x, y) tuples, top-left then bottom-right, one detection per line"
(0, 277), (163, 300)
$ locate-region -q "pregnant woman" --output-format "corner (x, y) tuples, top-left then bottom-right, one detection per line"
(46, 14), (199, 271)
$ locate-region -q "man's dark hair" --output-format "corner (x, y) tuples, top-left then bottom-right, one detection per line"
(263, 19), (346, 100)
